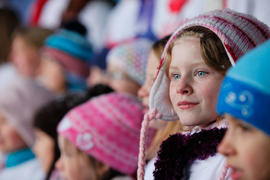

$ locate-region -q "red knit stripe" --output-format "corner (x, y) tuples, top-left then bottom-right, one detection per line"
(212, 16), (256, 52)
(227, 10), (270, 40)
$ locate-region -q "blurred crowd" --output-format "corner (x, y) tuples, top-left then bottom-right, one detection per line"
(0, 0), (269, 180)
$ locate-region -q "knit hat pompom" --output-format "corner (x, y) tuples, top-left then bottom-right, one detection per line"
(149, 8), (270, 121)
(57, 92), (152, 175)
(217, 40), (270, 136)
(107, 38), (153, 85)
(0, 77), (56, 146)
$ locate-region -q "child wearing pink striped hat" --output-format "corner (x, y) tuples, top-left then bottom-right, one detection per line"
(56, 92), (153, 180)
(137, 8), (270, 180)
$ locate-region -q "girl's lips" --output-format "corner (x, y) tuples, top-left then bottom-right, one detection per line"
(177, 101), (198, 110)
(230, 167), (244, 180)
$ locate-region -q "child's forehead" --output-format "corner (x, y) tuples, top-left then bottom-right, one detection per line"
(59, 135), (78, 153)
(225, 114), (254, 129)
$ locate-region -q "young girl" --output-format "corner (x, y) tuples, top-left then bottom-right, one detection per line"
(217, 40), (270, 180)
(0, 77), (55, 180)
(138, 9), (270, 180)
(33, 84), (113, 180)
(106, 38), (153, 95)
(56, 92), (152, 180)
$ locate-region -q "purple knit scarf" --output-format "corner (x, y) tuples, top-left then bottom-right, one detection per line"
(153, 128), (226, 180)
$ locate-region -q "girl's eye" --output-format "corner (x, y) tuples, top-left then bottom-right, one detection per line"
(239, 125), (251, 132)
(237, 122), (252, 132)
(173, 74), (181, 80)
(196, 71), (208, 77)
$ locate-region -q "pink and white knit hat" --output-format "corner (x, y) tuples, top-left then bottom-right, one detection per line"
(107, 38), (153, 85)
(57, 93), (150, 174)
(149, 8), (270, 121)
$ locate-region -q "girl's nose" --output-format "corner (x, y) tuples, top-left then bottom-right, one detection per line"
(218, 132), (236, 157)
(176, 78), (193, 95)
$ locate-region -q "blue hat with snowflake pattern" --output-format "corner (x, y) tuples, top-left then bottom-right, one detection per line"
(217, 40), (270, 136)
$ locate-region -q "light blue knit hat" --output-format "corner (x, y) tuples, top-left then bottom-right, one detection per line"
(217, 40), (270, 136)
(45, 29), (93, 62)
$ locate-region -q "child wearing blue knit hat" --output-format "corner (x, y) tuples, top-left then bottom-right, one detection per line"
(38, 20), (93, 93)
(217, 40), (270, 180)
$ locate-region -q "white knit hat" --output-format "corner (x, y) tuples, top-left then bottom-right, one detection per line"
(107, 38), (153, 85)
(0, 77), (56, 146)
(149, 8), (270, 121)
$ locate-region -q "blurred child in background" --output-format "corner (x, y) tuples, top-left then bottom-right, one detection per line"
(56, 92), (152, 180)
(10, 26), (53, 77)
(38, 20), (93, 93)
(0, 77), (55, 180)
(106, 38), (153, 95)
(33, 84), (113, 180)
(217, 40), (270, 180)
(0, 7), (20, 90)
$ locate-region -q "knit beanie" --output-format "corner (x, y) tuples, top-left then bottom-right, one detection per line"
(107, 38), (153, 85)
(217, 40), (270, 136)
(34, 84), (114, 179)
(42, 29), (93, 91)
(149, 8), (270, 121)
(57, 92), (150, 175)
(0, 77), (56, 146)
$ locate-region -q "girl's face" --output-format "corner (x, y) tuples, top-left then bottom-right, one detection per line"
(33, 129), (54, 173)
(106, 64), (140, 96)
(10, 36), (40, 77)
(0, 112), (27, 153)
(56, 135), (97, 180)
(38, 56), (66, 93)
(169, 36), (224, 127)
(218, 114), (270, 180)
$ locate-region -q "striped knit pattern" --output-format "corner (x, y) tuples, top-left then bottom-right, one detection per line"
(107, 38), (153, 85)
(162, 8), (270, 66)
(42, 47), (89, 78)
(57, 93), (147, 175)
(149, 8), (270, 121)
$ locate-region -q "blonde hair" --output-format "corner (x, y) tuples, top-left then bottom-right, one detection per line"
(166, 26), (231, 77)
(146, 121), (182, 159)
